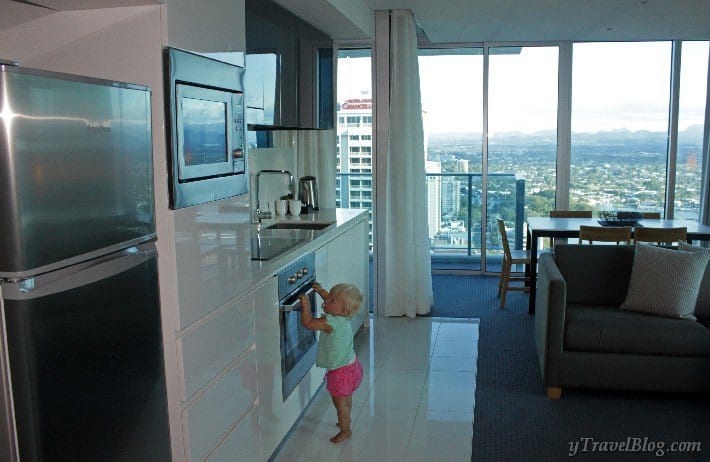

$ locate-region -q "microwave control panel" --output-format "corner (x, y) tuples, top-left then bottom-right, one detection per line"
(233, 92), (246, 174)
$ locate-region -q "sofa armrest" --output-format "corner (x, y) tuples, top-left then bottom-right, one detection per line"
(535, 252), (567, 386)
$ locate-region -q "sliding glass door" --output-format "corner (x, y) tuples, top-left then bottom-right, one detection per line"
(417, 46), (558, 272)
(419, 48), (484, 270)
(486, 46), (558, 271)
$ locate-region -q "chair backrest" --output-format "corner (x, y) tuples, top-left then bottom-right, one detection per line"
(641, 212), (661, 219)
(496, 218), (512, 259)
(633, 226), (687, 245)
(549, 210), (593, 218)
(578, 225), (632, 244)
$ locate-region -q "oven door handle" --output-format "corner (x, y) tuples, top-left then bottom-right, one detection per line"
(280, 286), (315, 312)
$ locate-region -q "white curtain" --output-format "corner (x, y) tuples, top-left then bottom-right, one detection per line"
(382, 10), (433, 317)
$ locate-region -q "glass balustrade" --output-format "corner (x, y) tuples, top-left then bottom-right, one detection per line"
(336, 172), (528, 272)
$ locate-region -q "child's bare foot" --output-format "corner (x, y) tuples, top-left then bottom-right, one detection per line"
(330, 429), (352, 443)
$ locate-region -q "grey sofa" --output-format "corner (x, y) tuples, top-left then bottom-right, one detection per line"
(534, 244), (710, 399)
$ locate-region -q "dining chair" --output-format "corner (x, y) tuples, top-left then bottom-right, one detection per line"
(496, 218), (531, 308)
(640, 212), (661, 219)
(633, 226), (687, 245)
(549, 210), (593, 246)
(549, 210), (593, 218)
(578, 225), (632, 244)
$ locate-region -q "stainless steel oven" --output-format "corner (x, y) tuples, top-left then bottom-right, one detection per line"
(278, 253), (318, 400)
(164, 47), (247, 209)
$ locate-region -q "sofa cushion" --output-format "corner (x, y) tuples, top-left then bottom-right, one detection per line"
(620, 243), (709, 321)
(564, 305), (710, 357)
(554, 244), (635, 306)
(677, 241), (710, 319)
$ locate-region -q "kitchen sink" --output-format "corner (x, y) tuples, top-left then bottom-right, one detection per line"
(265, 221), (334, 230)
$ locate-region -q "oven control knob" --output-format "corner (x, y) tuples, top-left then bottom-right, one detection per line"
(302, 267), (309, 275)
(296, 271), (303, 279)
(288, 275), (297, 284)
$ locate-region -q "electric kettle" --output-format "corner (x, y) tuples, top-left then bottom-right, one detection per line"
(298, 175), (319, 212)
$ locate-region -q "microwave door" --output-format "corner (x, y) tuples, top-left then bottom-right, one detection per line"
(175, 84), (235, 181)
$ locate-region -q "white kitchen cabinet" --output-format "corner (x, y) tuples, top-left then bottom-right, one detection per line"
(315, 217), (369, 333)
(178, 292), (255, 401)
(182, 350), (257, 462)
(205, 403), (261, 462)
(178, 277), (277, 461)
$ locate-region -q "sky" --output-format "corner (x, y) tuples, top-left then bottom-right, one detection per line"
(337, 41), (708, 135)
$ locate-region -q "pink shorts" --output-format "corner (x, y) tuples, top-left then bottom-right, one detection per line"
(325, 357), (363, 398)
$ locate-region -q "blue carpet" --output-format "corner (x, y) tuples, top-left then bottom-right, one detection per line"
(430, 274), (710, 462)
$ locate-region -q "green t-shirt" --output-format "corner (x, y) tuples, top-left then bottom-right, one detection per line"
(316, 314), (355, 370)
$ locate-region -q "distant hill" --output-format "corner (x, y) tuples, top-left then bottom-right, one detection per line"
(679, 124), (704, 143)
(429, 124), (704, 145)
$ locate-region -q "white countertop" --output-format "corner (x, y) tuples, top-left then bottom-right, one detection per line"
(173, 206), (368, 330)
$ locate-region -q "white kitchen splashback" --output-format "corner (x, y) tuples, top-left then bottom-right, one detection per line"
(248, 144), (298, 213)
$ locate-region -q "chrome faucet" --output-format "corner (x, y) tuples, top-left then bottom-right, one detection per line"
(253, 169), (295, 223)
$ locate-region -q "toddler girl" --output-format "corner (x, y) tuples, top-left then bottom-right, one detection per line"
(300, 282), (363, 443)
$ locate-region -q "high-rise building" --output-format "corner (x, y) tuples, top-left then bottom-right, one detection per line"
(336, 97), (373, 210)
(337, 97), (374, 245)
(455, 159), (469, 173)
(426, 160), (442, 240)
(441, 178), (461, 217)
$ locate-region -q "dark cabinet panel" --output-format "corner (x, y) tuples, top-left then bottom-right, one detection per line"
(244, 0), (265, 112)
(245, 0), (333, 130)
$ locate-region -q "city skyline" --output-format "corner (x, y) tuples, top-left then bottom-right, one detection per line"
(336, 103), (704, 255)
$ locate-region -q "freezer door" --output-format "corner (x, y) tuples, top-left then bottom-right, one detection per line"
(0, 68), (156, 278)
(0, 244), (170, 462)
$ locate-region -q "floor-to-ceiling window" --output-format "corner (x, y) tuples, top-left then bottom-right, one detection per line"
(417, 46), (558, 272)
(571, 42), (672, 215)
(418, 48), (484, 270)
(676, 41), (710, 220)
(486, 45), (558, 271)
(336, 48), (373, 247)
(336, 47), (374, 311)
(340, 39), (709, 276)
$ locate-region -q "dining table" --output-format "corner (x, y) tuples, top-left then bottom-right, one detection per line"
(525, 216), (710, 314)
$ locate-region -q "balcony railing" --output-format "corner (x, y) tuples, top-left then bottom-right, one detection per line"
(336, 172), (526, 270)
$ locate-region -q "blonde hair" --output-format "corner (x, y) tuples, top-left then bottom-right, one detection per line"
(330, 283), (363, 318)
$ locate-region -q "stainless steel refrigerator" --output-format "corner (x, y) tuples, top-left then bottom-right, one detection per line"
(0, 64), (171, 461)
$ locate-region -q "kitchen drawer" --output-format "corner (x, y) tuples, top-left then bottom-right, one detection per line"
(206, 403), (261, 462)
(179, 292), (255, 401)
(183, 350), (257, 462)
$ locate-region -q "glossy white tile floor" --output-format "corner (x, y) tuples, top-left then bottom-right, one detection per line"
(274, 316), (479, 462)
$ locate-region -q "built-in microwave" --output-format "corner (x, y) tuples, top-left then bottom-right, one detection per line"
(165, 47), (248, 209)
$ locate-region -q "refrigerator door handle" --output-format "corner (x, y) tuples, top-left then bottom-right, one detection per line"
(1, 245), (157, 301)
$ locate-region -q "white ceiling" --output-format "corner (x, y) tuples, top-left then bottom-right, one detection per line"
(0, 0), (162, 30)
(276, 0), (710, 43)
(3, 0), (709, 43)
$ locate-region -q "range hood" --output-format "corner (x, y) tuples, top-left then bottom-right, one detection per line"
(245, 0), (333, 130)
(245, 45), (333, 131)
